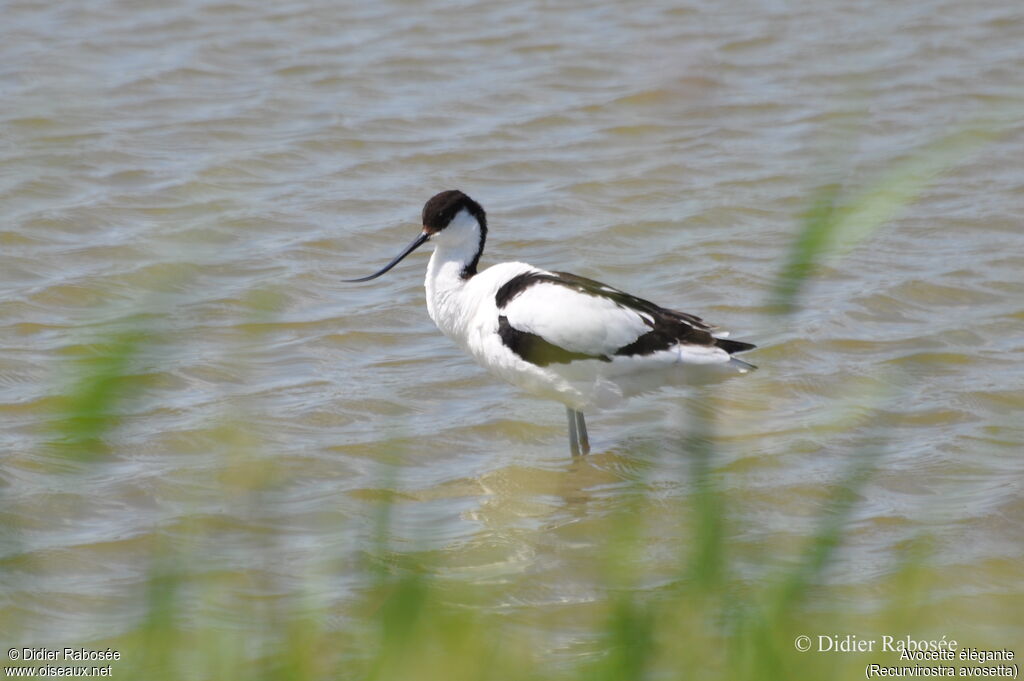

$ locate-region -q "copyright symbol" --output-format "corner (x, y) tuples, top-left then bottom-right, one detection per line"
(8, 648), (20, 660)
(794, 635), (811, 652)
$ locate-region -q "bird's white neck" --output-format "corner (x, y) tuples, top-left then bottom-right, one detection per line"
(424, 212), (484, 339)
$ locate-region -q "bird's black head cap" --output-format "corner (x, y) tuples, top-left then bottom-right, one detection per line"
(422, 189), (487, 278)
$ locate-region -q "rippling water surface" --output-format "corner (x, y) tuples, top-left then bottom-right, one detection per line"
(2, 0), (1022, 652)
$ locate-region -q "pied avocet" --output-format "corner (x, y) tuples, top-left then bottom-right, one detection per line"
(345, 190), (756, 456)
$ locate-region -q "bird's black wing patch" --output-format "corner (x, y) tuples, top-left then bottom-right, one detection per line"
(495, 272), (544, 309)
(498, 316), (611, 366)
(614, 319), (713, 357)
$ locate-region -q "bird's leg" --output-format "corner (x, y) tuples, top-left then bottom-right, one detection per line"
(574, 411), (590, 455)
(566, 406), (581, 457)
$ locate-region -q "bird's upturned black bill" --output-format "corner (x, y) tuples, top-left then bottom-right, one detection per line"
(342, 232), (430, 282)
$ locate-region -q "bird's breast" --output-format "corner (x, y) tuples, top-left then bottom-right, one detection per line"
(425, 261), (538, 353)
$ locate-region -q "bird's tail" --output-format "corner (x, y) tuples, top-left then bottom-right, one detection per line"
(715, 337), (757, 372)
(714, 338), (756, 354)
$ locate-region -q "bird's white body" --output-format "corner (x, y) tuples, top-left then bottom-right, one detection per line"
(423, 210), (747, 412)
